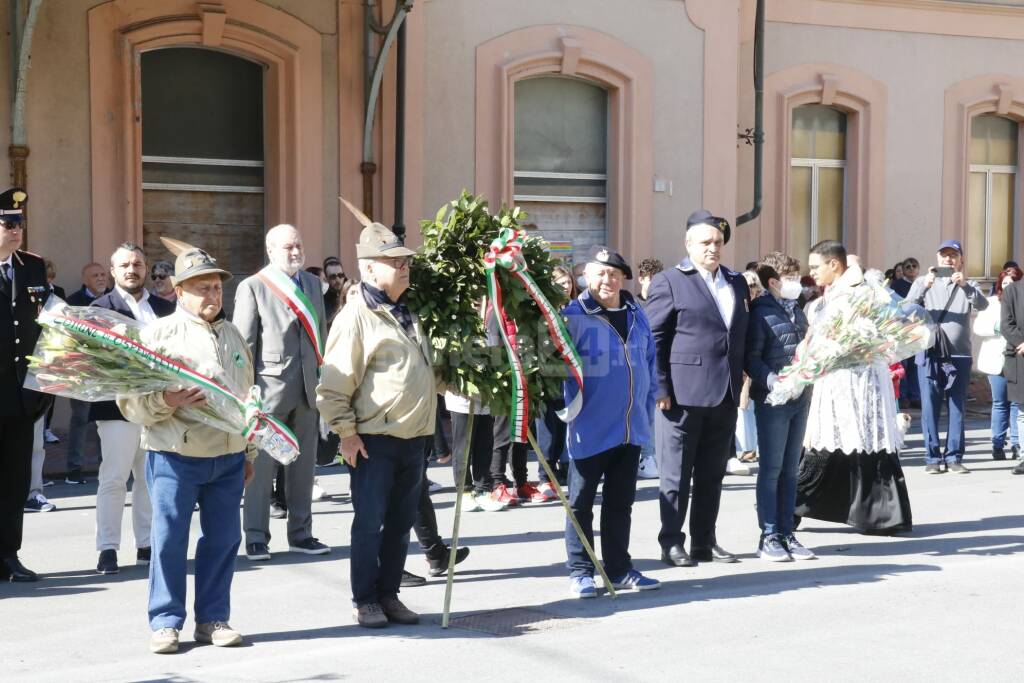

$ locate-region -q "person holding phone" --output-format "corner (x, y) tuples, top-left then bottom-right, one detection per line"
(907, 240), (988, 474)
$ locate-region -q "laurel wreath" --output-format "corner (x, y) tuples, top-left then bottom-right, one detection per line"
(407, 191), (569, 417)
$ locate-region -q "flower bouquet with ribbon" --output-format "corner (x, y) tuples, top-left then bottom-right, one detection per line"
(766, 272), (935, 406)
(25, 298), (300, 464)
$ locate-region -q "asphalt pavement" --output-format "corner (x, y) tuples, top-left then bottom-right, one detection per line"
(2, 414), (1022, 682)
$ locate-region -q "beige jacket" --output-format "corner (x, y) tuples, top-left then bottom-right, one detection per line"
(316, 284), (439, 439)
(118, 308), (256, 459)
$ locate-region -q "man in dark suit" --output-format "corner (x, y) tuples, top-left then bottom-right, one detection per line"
(64, 261), (109, 484)
(89, 243), (176, 575)
(0, 188), (53, 582)
(646, 210), (750, 567)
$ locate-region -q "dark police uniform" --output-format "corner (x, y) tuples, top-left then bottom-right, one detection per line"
(0, 188), (52, 581)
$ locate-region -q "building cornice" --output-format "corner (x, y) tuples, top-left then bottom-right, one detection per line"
(767, 0), (1024, 40)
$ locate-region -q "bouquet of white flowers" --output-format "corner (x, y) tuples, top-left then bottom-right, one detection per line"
(26, 298), (300, 464)
(766, 276), (935, 406)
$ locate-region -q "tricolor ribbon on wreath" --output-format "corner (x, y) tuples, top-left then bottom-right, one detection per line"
(482, 227), (584, 443)
(256, 265), (325, 366)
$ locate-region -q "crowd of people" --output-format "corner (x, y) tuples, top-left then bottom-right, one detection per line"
(1, 185), (1018, 655)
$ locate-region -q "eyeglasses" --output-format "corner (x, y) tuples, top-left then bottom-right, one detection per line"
(327, 273), (346, 280)
(378, 257), (410, 269)
(1, 222), (24, 231)
(152, 273), (168, 280)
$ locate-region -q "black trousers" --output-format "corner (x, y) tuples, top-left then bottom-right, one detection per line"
(491, 414), (528, 488)
(0, 416), (34, 558)
(450, 412), (495, 494)
(657, 396), (737, 550)
(349, 434), (425, 606)
(412, 454), (444, 556)
(433, 403), (451, 458)
(565, 444), (641, 578)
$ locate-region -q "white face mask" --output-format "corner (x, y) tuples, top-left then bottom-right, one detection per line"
(576, 275), (587, 289)
(778, 278), (803, 300)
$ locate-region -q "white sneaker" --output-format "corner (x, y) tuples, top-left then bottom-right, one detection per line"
(461, 491), (482, 512)
(726, 457), (753, 476)
(311, 478), (326, 501)
(44, 429), (60, 443)
(637, 454), (659, 479)
(474, 491), (508, 512)
(194, 621), (242, 647)
(150, 627), (179, 654)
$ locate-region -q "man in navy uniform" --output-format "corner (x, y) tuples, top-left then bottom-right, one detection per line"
(0, 188), (53, 582)
(646, 210), (750, 568)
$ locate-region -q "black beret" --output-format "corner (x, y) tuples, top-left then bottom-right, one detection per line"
(584, 245), (632, 280)
(686, 209), (731, 245)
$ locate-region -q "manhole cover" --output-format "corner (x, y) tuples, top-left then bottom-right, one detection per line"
(447, 607), (580, 637)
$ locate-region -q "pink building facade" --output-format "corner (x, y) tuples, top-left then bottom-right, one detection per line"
(4, 0), (1024, 288)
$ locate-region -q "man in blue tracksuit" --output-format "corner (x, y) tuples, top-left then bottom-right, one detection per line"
(562, 245), (660, 598)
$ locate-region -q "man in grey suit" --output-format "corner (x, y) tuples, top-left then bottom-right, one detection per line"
(235, 224), (330, 560)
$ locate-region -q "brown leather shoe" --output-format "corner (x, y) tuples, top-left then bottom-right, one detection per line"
(352, 603), (388, 629)
(380, 597), (419, 625)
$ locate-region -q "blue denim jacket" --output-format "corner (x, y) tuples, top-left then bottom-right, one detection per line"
(563, 290), (658, 460)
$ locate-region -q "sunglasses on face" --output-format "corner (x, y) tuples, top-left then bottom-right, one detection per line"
(327, 273), (346, 280)
(152, 273), (168, 280)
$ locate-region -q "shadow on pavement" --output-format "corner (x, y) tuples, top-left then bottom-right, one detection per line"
(246, 562), (940, 643)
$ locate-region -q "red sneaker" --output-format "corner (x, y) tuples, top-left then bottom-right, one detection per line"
(491, 483), (520, 507)
(517, 482), (546, 503)
(536, 482), (558, 501)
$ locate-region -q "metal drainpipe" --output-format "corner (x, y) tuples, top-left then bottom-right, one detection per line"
(362, 0), (377, 219)
(393, 19), (406, 240)
(737, 0), (765, 226)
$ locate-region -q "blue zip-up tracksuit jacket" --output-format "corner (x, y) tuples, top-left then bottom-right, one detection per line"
(562, 289), (658, 460)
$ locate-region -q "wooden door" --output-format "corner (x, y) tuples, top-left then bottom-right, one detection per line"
(139, 48), (266, 312)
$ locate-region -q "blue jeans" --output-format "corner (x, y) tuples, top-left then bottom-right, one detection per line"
(988, 374), (1019, 449)
(565, 444), (640, 579)
(146, 450), (244, 631)
(349, 434), (425, 607)
(918, 356), (972, 464)
(754, 396), (810, 537)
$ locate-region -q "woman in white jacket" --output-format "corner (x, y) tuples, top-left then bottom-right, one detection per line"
(973, 265), (1024, 460)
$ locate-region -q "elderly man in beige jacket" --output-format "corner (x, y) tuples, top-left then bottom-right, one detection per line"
(317, 215), (438, 629)
(119, 244), (255, 655)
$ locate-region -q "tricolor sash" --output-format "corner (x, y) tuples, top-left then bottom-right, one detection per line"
(256, 266), (324, 366)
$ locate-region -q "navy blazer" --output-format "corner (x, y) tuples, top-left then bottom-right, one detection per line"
(88, 289), (176, 422)
(645, 257), (750, 408)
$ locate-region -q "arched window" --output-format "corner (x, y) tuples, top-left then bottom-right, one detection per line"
(967, 114), (1019, 278)
(513, 76), (609, 259)
(789, 105), (847, 266)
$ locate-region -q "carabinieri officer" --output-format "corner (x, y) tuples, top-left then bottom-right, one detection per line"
(0, 187), (53, 582)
